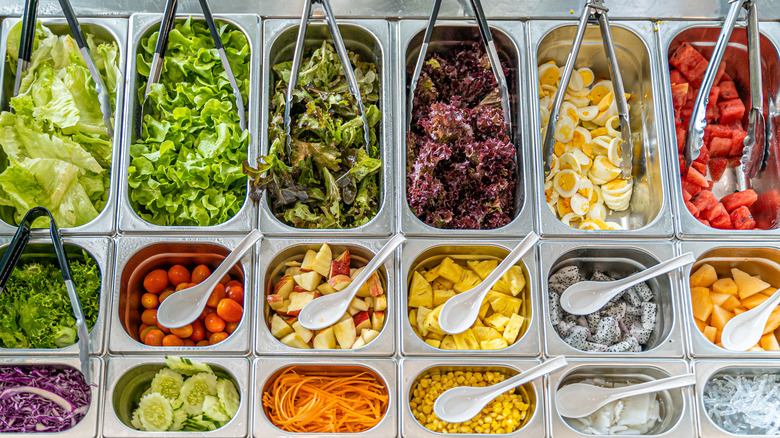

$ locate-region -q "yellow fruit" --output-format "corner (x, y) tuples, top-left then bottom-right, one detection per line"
(761, 287), (778, 297)
(416, 306), (432, 336)
(432, 278), (454, 290)
(423, 266), (440, 282)
(742, 293), (770, 309)
(501, 266), (526, 297)
(691, 286), (714, 321)
(409, 271), (433, 308)
(452, 329), (480, 350)
(712, 278), (738, 295)
(492, 280), (513, 295)
(432, 289), (456, 307)
(708, 292), (730, 306)
(703, 325), (717, 343)
(503, 314), (525, 344)
(437, 257), (464, 283)
(748, 345), (765, 351)
(720, 295), (741, 312)
(694, 318), (707, 332)
(731, 268), (770, 299)
(690, 264), (718, 288)
(454, 270), (482, 293)
(440, 335), (457, 350)
(486, 291), (523, 318)
(760, 333), (780, 351)
(478, 300), (490, 319)
(764, 307), (780, 335)
(425, 339), (441, 349)
(467, 260), (498, 280)
(734, 307), (748, 315)
(423, 305), (446, 336)
(473, 326), (503, 343)
(710, 305), (734, 331)
(484, 313), (511, 331)
(480, 338), (509, 350)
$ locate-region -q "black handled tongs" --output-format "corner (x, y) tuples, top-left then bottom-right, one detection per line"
(407, 0), (513, 140)
(541, 0), (632, 180)
(137, 0), (246, 138)
(14, 0), (113, 137)
(0, 208), (90, 383)
(684, 0), (767, 191)
(283, 0), (371, 156)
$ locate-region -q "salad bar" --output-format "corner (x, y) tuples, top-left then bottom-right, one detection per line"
(0, 0), (779, 436)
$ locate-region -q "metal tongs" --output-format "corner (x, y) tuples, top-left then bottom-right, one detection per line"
(684, 0), (767, 191)
(0, 208), (90, 383)
(137, 0), (247, 138)
(407, 0), (513, 139)
(283, 0), (371, 156)
(14, 0), (113, 137)
(542, 0), (632, 179)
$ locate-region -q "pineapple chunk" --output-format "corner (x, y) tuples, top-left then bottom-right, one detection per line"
(422, 305), (446, 336)
(720, 295), (742, 312)
(690, 264), (718, 288)
(492, 280), (513, 295)
(731, 268), (770, 299)
(760, 334), (780, 351)
(425, 339), (442, 349)
(437, 257), (464, 283)
(408, 309), (417, 328)
(454, 270), (482, 293)
(742, 293), (770, 309)
(502, 314), (525, 344)
(440, 335), (457, 350)
(433, 289), (456, 307)
(485, 291), (523, 318)
(432, 278), (454, 290)
(712, 278), (738, 295)
(501, 266), (526, 296)
(691, 286), (714, 321)
(478, 301), (491, 319)
(416, 306), (432, 337)
(423, 266), (440, 283)
(702, 325), (717, 343)
(710, 305), (734, 331)
(473, 326), (503, 343)
(427, 332), (444, 341)
(409, 271), (433, 308)
(480, 338), (509, 350)
(452, 329), (480, 350)
(484, 313), (511, 331)
(467, 259), (498, 280)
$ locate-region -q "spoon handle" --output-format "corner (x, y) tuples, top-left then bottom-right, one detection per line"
(483, 356), (567, 399)
(206, 230), (262, 288)
(348, 235), (406, 297)
(606, 373), (696, 402)
(478, 232), (539, 294)
(612, 252), (695, 292)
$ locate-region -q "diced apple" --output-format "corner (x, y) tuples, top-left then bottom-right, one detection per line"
(272, 274), (295, 299)
(333, 318), (356, 349)
(292, 321), (313, 343)
(312, 244), (332, 277)
(731, 268), (770, 299)
(690, 264), (718, 288)
(270, 314), (294, 338)
(373, 294), (387, 312)
(280, 333), (311, 349)
(300, 249), (317, 271)
(317, 282), (338, 295)
(327, 274), (352, 291)
(359, 272), (384, 297)
(350, 297), (369, 312)
(371, 311), (386, 331)
(329, 260), (350, 280)
(313, 327), (336, 349)
(334, 250), (350, 266)
(285, 260), (302, 267)
(351, 337), (366, 349)
(267, 294), (286, 311)
(293, 271), (322, 292)
(361, 328), (380, 344)
(353, 311), (371, 332)
(347, 305), (360, 316)
(287, 291), (318, 316)
(350, 267), (363, 279)
(285, 266), (301, 276)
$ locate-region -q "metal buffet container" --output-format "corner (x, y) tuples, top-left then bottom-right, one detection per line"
(656, 21), (780, 240)
(117, 13), (260, 235)
(538, 240), (686, 358)
(0, 237), (113, 357)
(693, 359), (780, 438)
(398, 20), (534, 237)
(547, 359), (695, 438)
(400, 357), (545, 437)
(0, 17), (127, 236)
(400, 238), (541, 357)
(108, 236), (254, 355)
(678, 241), (780, 358)
(256, 238), (396, 356)
(258, 19), (393, 237)
(103, 356), (250, 437)
(528, 20), (674, 238)
(253, 357), (397, 437)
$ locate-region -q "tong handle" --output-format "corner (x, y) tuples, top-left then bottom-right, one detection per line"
(57, 0), (86, 49)
(283, 0), (314, 155)
(155, 0), (178, 59)
(198, 0), (223, 50)
(13, 0), (39, 96)
(406, 0), (442, 131)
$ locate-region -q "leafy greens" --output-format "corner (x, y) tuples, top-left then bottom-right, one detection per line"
(0, 22), (119, 229)
(243, 41), (382, 229)
(128, 17), (249, 226)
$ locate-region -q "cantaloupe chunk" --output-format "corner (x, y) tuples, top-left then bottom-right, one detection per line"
(760, 333), (780, 351)
(732, 268), (770, 299)
(712, 278), (738, 295)
(703, 325), (717, 343)
(760, 287), (778, 297)
(734, 307), (748, 315)
(694, 318), (707, 332)
(710, 305), (734, 330)
(742, 293), (770, 309)
(720, 295), (742, 312)
(708, 292), (730, 306)
(691, 264), (718, 288)
(691, 287), (714, 321)
(763, 307), (780, 335)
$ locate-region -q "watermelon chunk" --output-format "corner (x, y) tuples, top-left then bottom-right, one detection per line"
(692, 190), (718, 213)
(730, 206), (756, 230)
(728, 156), (741, 168)
(683, 189), (693, 202)
(729, 129), (747, 156)
(670, 42), (709, 83)
(681, 180), (702, 197)
(710, 213), (733, 229)
(707, 86), (721, 108)
(750, 190), (780, 230)
(705, 124), (733, 140)
(718, 98), (746, 124)
(678, 154), (688, 177)
(704, 203), (728, 222)
(722, 189), (758, 213)
(685, 201), (700, 217)
(676, 127), (687, 153)
(698, 218), (711, 227)
(686, 167), (709, 187)
(669, 69), (686, 85)
(708, 158), (727, 181)
(713, 61), (727, 85)
(692, 161), (707, 176)
(671, 83), (689, 110)
(709, 137), (732, 158)
(719, 81), (739, 99)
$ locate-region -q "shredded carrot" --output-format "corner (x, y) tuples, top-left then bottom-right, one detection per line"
(262, 367), (389, 433)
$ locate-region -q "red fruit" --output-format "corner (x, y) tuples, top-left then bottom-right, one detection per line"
(692, 161), (707, 176)
(710, 213), (733, 229)
(669, 69), (686, 85)
(730, 206), (756, 230)
(721, 189), (758, 213)
(685, 201), (700, 218)
(708, 137), (731, 158)
(729, 129), (747, 157)
(713, 61), (727, 86)
(686, 167), (709, 187)
(143, 269), (169, 294)
(167, 265), (191, 286)
(708, 158), (727, 181)
(678, 154), (688, 176)
(670, 42), (709, 83)
(698, 218), (711, 227)
(694, 144), (709, 165)
(704, 203), (728, 222)
(750, 190), (780, 230)
(681, 180), (702, 197)
(692, 190), (718, 213)
(676, 127), (687, 153)
(191, 265), (211, 284)
(718, 98), (746, 124)
(719, 80), (739, 99)
(671, 83), (689, 110)
(705, 124), (733, 141)
(682, 190), (693, 202)
(728, 156), (742, 168)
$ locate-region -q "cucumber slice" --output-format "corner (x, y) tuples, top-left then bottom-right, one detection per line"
(151, 368), (184, 401)
(202, 395), (229, 422)
(165, 356), (212, 375)
(131, 409), (142, 430)
(170, 399), (187, 431)
(216, 378), (240, 418)
(178, 372), (218, 416)
(182, 415), (218, 431)
(135, 393), (173, 431)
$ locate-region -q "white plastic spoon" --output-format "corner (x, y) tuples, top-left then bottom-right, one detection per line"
(156, 230), (261, 328)
(721, 290), (780, 351)
(438, 232), (539, 335)
(434, 356), (567, 423)
(298, 234), (406, 331)
(560, 252), (695, 315)
(556, 373), (696, 419)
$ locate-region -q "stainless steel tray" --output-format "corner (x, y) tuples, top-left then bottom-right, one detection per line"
(0, 237), (113, 356)
(117, 13), (260, 234)
(102, 356), (250, 437)
(656, 20), (780, 240)
(538, 240), (686, 358)
(252, 357), (398, 437)
(547, 359), (695, 438)
(108, 235), (255, 355)
(397, 20), (534, 237)
(400, 238), (542, 357)
(258, 19), (394, 237)
(0, 17), (127, 236)
(255, 238), (396, 356)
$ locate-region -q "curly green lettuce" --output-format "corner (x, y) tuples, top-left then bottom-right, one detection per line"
(0, 251), (102, 349)
(243, 41), (382, 229)
(128, 17), (249, 226)
(0, 22), (119, 228)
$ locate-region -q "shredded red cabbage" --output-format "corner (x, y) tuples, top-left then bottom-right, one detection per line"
(0, 366), (91, 433)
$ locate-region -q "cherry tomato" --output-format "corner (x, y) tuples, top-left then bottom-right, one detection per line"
(191, 265), (211, 284)
(159, 289), (175, 303)
(162, 334), (184, 346)
(209, 332), (228, 345)
(196, 340), (210, 347)
(190, 320), (206, 342)
(216, 298), (243, 323)
(219, 274), (231, 285)
(182, 338), (196, 347)
(204, 313), (226, 333)
(141, 293), (159, 309)
(139, 323), (149, 333)
(144, 329), (164, 346)
(143, 269), (169, 294)
(225, 280), (243, 291)
(167, 265), (191, 286)
(170, 324), (193, 339)
(139, 325), (157, 340)
(158, 324), (171, 334)
(206, 283), (226, 308)
(141, 308), (158, 326)
(174, 282), (191, 292)
(199, 306), (215, 320)
(225, 322), (239, 334)
(226, 285), (244, 306)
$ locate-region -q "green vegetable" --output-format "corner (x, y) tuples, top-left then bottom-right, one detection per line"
(179, 372), (218, 416)
(128, 17), (249, 226)
(136, 393), (173, 431)
(216, 379), (239, 418)
(0, 252), (101, 349)
(0, 22), (119, 228)
(165, 355), (213, 375)
(150, 368), (184, 401)
(244, 41), (382, 229)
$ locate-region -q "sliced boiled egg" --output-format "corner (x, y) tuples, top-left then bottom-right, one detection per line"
(570, 127), (591, 149)
(577, 105), (599, 121)
(560, 102), (579, 124)
(561, 212), (582, 227)
(578, 67), (595, 87)
(570, 193), (590, 216)
(605, 115), (621, 138)
(607, 137), (623, 167)
(586, 202), (607, 221)
(559, 152), (582, 174)
(554, 169), (581, 198)
(567, 68), (585, 93)
(554, 116), (576, 144)
(539, 62), (560, 87)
